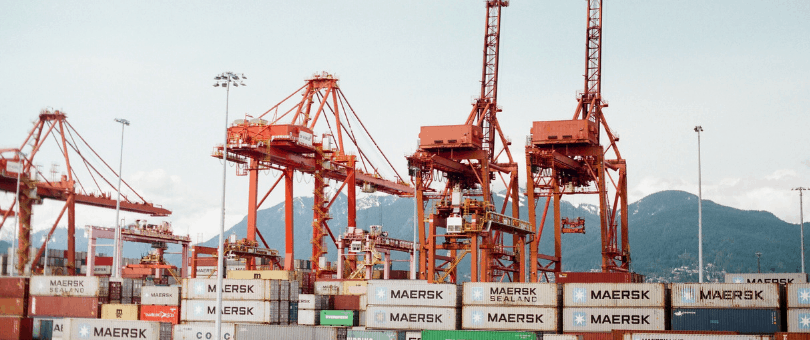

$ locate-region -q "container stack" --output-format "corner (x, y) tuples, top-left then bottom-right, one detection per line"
(0, 277), (33, 340)
(100, 302), (139, 321)
(180, 278), (277, 324)
(786, 283), (810, 333)
(365, 280), (460, 331)
(61, 317), (162, 340)
(297, 293), (330, 325)
(140, 286), (181, 326)
(28, 275), (100, 319)
(461, 282), (558, 333)
(562, 282), (666, 334)
(670, 283), (781, 334)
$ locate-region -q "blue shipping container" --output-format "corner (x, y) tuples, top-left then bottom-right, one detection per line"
(671, 308), (780, 334)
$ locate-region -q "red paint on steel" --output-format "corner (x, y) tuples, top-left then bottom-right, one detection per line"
(0, 278), (28, 298)
(555, 272), (644, 284)
(0, 298), (27, 316)
(332, 295), (361, 310)
(28, 296), (99, 318)
(565, 332), (612, 340)
(774, 333), (810, 340)
(0, 317), (33, 340)
(140, 304), (180, 324)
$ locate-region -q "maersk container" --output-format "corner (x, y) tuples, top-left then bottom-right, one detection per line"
(172, 322), (235, 340)
(623, 334), (771, 340)
(62, 318), (160, 340)
(670, 283), (779, 308)
(298, 309), (321, 325)
(29, 296), (99, 318)
(320, 310), (359, 326)
(365, 306), (459, 330)
(461, 306), (557, 332)
(32, 318), (64, 339)
(787, 284), (810, 308)
(299, 294), (330, 309)
(725, 273), (808, 284)
(462, 282), (556, 307)
(421, 330), (537, 340)
(181, 279), (266, 300)
(234, 324), (348, 340)
(562, 307), (666, 333)
(180, 299), (271, 323)
(405, 331), (421, 340)
(671, 308), (780, 334)
(787, 308), (810, 332)
(140, 286), (179, 306)
(562, 283), (665, 307)
(29, 276), (100, 298)
(347, 329), (405, 340)
(314, 281), (343, 295)
(366, 281), (459, 307)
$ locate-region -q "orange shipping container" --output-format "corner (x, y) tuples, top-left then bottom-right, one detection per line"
(140, 305), (180, 324)
(0, 316), (33, 340)
(28, 296), (99, 318)
(0, 298), (27, 316)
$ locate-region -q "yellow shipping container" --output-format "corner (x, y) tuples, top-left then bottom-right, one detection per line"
(101, 304), (140, 320)
(228, 270), (293, 280)
(343, 280), (367, 295)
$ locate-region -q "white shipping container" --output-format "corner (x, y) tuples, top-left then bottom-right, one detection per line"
(314, 281), (342, 295)
(405, 331), (421, 340)
(670, 283), (779, 308)
(462, 282), (557, 307)
(725, 273), (808, 284)
(365, 306), (458, 330)
(787, 308), (810, 333)
(563, 283), (666, 307)
(140, 286), (180, 306)
(298, 309), (321, 325)
(180, 299), (271, 323)
(62, 318), (161, 340)
(562, 307), (666, 333)
(173, 322), (235, 340)
(786, 284), (810, 308)
(181, 278), (267, 300)
(367, 281), (459, 307)
(461, 306), (557, 331)
(30, 276), (101, 297)
(623, 334), (770, 340)
(298, 294), (330, 310)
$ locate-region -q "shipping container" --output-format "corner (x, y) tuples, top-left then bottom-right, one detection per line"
(346, 329), (405, 340)
(610, 330), (740, 340)
(670, 283), (779, 308)
(173, 323), (235, 340)
(180, 299), (271, 323)
(787, 284), (810, 308)
(29, 276), (100, 298)
(139, 305), (180, 324)
(298, 309), (321, 325)
(140, 286), (180, 306)
(227, 270), (295, 280)
(562, 308), (666, 333)
(774, 333), (810, 340)
(100, 304), (139, 320)
(555, 272), (645, 284)
(279, 280), (290, 301)
(462, 282), (557, 307)
(366, 281), (459, 307)
(726, 273), (808, 284)
(159, 322), (172, 340)
(405, 331), (421, 340)
(563, 283), (665, 307)
(234, 324), (347, 340)
(0, 278), (28, 298)
(564, 333), (611, 340)
(315, 281), (343, 295)
(671, 308), (780, 334)
(0, 316), (33, 340)
(334, 295), (362, 310)
(279, 301), (290, 324)
(289, 302), (298, 324)
(621, 334), (769, 340)
(32, 317), (64, 339)
(61, 318), (160, 340)
(461, 306), (556, 332)
(181, 278), (267, 300)
(344, 281), (368, 295)
(299, 294), (330, 310)
(787, 309), (810, 333)
(365, 306), (459, 330)
(268, 280), (280, 301)
(290, 280), (299, 302)
(28, 296), (98, 318)
(320, 310), (358, 326)
(0, 297), (27, 316)
(421, 330), (536, 340)
(542, 336), (583, 340)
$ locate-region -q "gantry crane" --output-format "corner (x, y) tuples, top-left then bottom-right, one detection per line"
(525, 0), (629, 281)
(213, 72), (412, 278)
(0, 110), (171, 275)
(336, 224), (415, 280)
(407, 1), (532, 283)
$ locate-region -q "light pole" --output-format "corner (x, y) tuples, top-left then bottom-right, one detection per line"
(794, 187), (808, 274)
(694, 126), (704, 283)
(756, 251), (762, 273)
(112, 118), (129, 280)
(213, 72), (246, 339)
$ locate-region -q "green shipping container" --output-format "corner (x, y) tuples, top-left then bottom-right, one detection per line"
(347, 329), (406, 340)
(422, 330), (537, 340)
(319, 310), (358, 326)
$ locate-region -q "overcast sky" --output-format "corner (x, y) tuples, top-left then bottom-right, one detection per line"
(1, 1), (808, 245)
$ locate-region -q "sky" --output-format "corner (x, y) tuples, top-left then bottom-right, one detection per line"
(1, 1), (809, 246)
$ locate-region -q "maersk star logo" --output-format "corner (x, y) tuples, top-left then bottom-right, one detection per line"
(375, 287), (387, 301)
(78, 324), (91, 338)
(194, 282), (206, 294)
(194, 303), (204, 315)
(732, 276), (744, 283)
(681, 287), (696, 304)
(572, 288), (587, 303)
(798, 289), (810, 303)
(799, 313), (810, 329)
(471, 287), (484, 301)
(471, 311), (484, 324)
(374, 311), (386, 324)
(573, 312), (587, 326)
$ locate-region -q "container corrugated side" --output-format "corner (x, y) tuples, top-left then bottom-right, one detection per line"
(542, 336), (583, 340)
(62, 318), (160, 340)
(787, 284), (810, 308)
(100, 304), (139, 320)
(33, 317), (64, 339)
(622, 334), (770, 340)
(346, 329), (405, 340)
(140, 286), (179, 306)
(344, 281), (368, 295)
(562, 283), (665, 307)
(726, 273), (808, 284)
(774, 332), (810, 340)
(298, 294), (330, 309)
(234, 324), (347, 340)
(460, 306), (556, 331)
(180, 299), (271, 323)
(320, 310), (358, 326)
(29, 276), (100, 298)
(365, 306), (458, 330)
(670, 283), (779, 308)
(181, 279), (266, 300)
(0, 316), (33, 340)
(0, 278), (28, 298)
(670, 308), (780, 334)
(421, 330), (537, 340)
(462, 282), (556, 307)
(227, 270), (294, 280)
(405, 331), (421, 340)
(367, 281), (459, 307)
(29, 296), (99, 318)
(139, 305), (180, 324)
(298, 309), (320, 325)
(562, 307), (665, 333)
(314, 281), (343, 295)
(172, 322), (235, 340)
(0, 297), (27, 316)
(787, 309), (810, 333)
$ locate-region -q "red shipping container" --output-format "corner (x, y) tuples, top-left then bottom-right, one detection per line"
(0, 278), (28, 298)
(0, 316), (33, 340)
(0, 298), (27, 316)
(28, 296), (99, 318)
(140, 304), (180, 324)
(333, 295), (361, 310)
(555, 272), (645, 284)
(775, 333), (810, 340)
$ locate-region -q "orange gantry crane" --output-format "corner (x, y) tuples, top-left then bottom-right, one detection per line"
(214, 72), (412, 278)
(0, 110), (171, 275)
(525, 0), (630, 281)
(407, 0), (532, 283)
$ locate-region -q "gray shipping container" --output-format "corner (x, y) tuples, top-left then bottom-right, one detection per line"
(623, 334), (770, 340)
(140, 286), (180, 306)
(365, 306), (459, 330)
(298, 294), (330, 309)
(461, 306), (557, 331)
(725, 273), (808, 284)
(234, 324), (347, 340)
(181, 278), (267, 300)
(786, 308), (810, 333)
(279, 281), (290, 301)
(563, 283), (665, 307)
(462, 282), (556, 307)
(670, 283), (779, 308)
(367, 281), (459, 307)
(62, 318), (161, 340)
(180, 299), (272, 323)
(787, 283), (810, 308)
(172, 322), (235, 340)
(562, 307), (666, 333)
(347, 329), (405, 340)
(30, 276), (100, 297)
(670, 308), (780, 334)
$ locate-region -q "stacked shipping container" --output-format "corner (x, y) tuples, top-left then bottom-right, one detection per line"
(28, 276), (100, 319)
(461, 282), (557, 332)
(365, 280), (460, 331)
(786, 283), (810, 333)
(0, 277), (32, 340)
(562, 283), (666, 333)
(670, 283), (781, 334)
